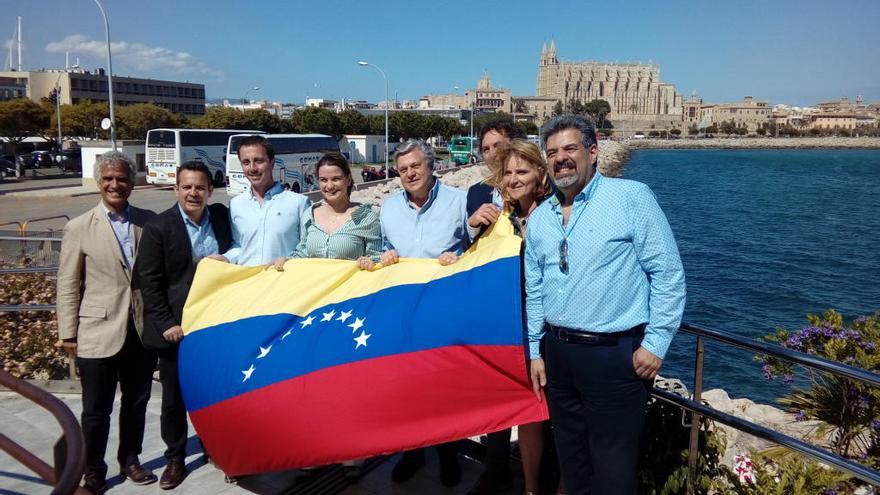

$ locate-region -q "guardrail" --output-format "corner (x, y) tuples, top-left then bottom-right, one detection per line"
(0, 369), (88, 495)
(675, 322), (880, 491)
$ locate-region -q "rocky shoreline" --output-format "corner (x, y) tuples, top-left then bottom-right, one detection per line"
(624, 136), (880, 150)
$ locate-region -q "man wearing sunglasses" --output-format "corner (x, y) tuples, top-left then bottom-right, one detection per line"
(524, 115), (686, 495)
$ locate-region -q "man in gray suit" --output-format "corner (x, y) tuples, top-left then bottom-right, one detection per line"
(57, 151), (157, 494)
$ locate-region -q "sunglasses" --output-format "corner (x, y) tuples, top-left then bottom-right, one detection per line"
(559, 238), (569, 274)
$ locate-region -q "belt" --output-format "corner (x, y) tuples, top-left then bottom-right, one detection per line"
(547, 323), (645, 345)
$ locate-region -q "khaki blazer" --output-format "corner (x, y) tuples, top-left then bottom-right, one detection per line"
(56, 203), (155, 359)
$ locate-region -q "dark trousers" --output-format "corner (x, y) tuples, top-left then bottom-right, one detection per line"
(545, 330), (651, 495)
(76, 325), (157, 480)
(158, 348), (188, 460)
(485, 428), (512, 478)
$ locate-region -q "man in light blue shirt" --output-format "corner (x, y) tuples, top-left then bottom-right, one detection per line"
(525, 115), (685, 495)
(378, 139), (467, 488)
(214, 135), (310, 266)
(379, 140), (468, 264)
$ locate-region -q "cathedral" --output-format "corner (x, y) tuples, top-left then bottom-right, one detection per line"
(525, 41), (683, 127)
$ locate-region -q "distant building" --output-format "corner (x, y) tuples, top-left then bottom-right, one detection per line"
(695, 97), (771, 133)
(0, 69), (206, 117)
(421, 72), (511, 114)
(531, 41), (682, 130)
(0, 73), (27, 101)
(809, 113), (857, 130)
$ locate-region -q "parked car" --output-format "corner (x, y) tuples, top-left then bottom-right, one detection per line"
(59, 149), (82, 174)
(0, 157), (17, 177)
(361, 165), (399, 183)
(31, 150), (54, 168)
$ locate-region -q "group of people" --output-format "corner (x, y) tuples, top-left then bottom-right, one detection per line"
(56, 113), (686, 495)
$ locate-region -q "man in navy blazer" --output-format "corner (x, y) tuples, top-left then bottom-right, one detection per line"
(132, 161), (232, 490)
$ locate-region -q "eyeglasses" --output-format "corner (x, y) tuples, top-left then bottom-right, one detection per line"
(559, 238), (569, 274)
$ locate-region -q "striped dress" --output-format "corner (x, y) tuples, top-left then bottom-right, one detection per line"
(292, 203), (383, 262)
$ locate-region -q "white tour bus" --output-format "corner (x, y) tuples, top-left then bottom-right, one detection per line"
(225, 134), (341, 195)
(145, 128), (264, 186)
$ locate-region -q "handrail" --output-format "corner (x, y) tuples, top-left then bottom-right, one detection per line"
(680, 322), (880, 388)
(0, 236), (63, 242)
(19, 215), (70, 237)
(0, 369), (87, 495)
(674, 322), (880, 493)
(0, 304), (57, 312)
(0, 267), (60, 274)
(653, 388), (880, 486)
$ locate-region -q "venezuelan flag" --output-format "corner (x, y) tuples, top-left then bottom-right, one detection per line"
(178, 214), (548, 475)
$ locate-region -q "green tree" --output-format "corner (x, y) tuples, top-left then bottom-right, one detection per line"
(516, 121), (539, 135)
(241, 109), (283, 133)
(366, 115), (386, 136)
(583, 99), (612, 127)
(688, 123), (699, 136)
(669, 128), (682, 137)
(116, 103), (185, 140)
(338, 110), (370, 135)
(289, 107), (341, 137)
(552, 100), (564, 116)
(720, 120), (737, 135)
(567, 98), (586, 116)
(192, 106), (252, 129)
(59, 100), (110, 139)
(0, 98), (51, 172)
(389, 111), (426, 140)
(512, 98), (527, 114)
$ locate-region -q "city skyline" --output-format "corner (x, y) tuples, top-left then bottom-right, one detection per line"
(4, 0), (879, 106)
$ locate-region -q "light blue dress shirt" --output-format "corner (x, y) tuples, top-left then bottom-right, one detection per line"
(177, 204), (219, 262)
(101, 203), (134, 269)
(223, 182), (311, 266)
(524, 172), (686, 360)
(380, 178), (468, 258)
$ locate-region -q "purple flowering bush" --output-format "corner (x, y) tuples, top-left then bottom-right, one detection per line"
(761, 310), (880, 468)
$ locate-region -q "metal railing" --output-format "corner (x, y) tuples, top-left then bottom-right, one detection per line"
(673, 322), (880, 491)
(0, 369), (88, 495)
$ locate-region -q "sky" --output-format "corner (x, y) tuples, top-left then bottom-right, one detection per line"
(4, 0), (879, 106)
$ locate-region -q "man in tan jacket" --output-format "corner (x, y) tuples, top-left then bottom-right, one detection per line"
(57, 151), (157, 494)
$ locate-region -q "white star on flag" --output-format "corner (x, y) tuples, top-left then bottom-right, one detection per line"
(300, 315), (315, 328)
(336, 310), (353, 323)
(321, 310), (336, 322)
(241, 364), (255, 382)
(281, 328), (293, 340)
(257, 345), (272, 359)
(354, 331), (371, 349)
(348, 317), (365, 333)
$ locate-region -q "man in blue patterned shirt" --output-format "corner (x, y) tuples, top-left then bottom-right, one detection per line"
(525, 115), (686, 495)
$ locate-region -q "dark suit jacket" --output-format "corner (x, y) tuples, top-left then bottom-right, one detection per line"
(465, 182), (495, 248)
(132, 203), (232, 351)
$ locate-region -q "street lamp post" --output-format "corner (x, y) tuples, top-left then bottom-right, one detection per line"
(358, 61), (389, 179)
(242, 86), (260, 104)
(93, 0), (117, 150)
(55, 64), (79, 162)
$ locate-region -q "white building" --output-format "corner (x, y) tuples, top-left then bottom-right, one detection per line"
(339, 135), (387, 164)
(80, 140), (147, 186)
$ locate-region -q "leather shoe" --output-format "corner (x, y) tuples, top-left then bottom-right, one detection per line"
(160, 457), (186, 490)
(439, 454), (462, 487)
(467, 470), (514, 495)
(81, 472), (107, 494)
(391, 450), (425, 483)
(120, 462), (158, 485)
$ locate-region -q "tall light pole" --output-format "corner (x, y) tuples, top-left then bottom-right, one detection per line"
(55, 64), (79, 161)
(242, 86), (260, 104)
(93, 0), (116, 150)
(358, 61), (389, 179)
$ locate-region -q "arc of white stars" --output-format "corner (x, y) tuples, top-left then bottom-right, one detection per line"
(321, 310), (336, 322)
(257, 345), (273, 359)
(241, 364), (255, 382)
(300, 315), (315, 328)
(281, 328), (293, 340)
(354, 330), (371, 349)
(348, 317), (365, 333)
(336, 310), (353, 323)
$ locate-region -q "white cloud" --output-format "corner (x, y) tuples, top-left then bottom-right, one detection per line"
(45, 34), (224, 82)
